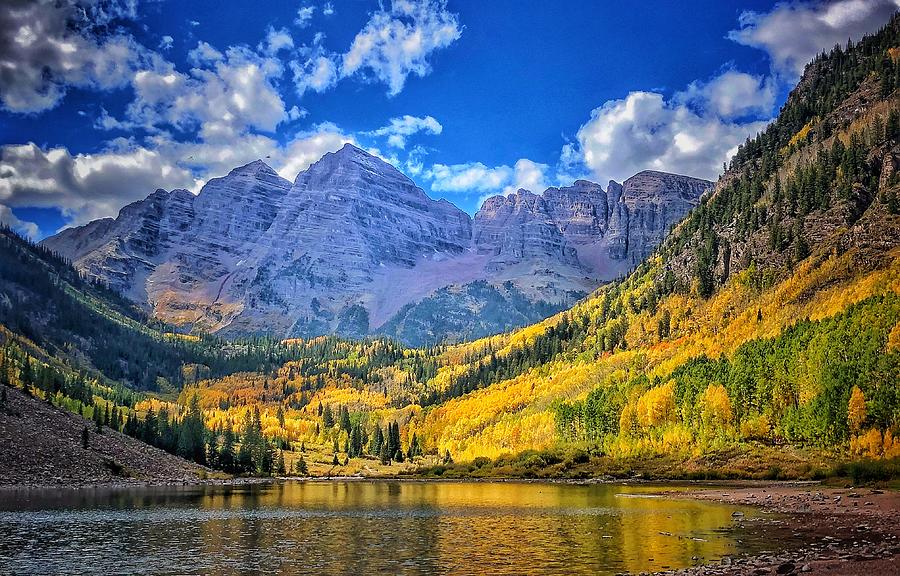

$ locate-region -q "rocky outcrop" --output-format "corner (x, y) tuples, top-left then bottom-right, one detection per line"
(472, 171), (712, 281)
(43, 144), (711, 344)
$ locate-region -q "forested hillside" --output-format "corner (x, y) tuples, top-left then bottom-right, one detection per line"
(170, 14), (900, 477)
(2, 14), (899, 481)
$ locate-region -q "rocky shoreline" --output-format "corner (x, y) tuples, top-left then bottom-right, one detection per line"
(647, 485), (900, 576)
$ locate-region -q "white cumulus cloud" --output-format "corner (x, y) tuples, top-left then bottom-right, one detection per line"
(367, 115), (443, 148)
(729, 0), (900, 77)
(295, 6), (316, 28)
(0, 203), (39, 239)
(0, 141), (196, 225)
(341, 0), (462, 96)
(573, 90), (770, 184)
(677, 70), (776, 119)
(122, 44), (288, 140)
(426, 158), (549, 199)
(0, 126), (358, 229)
(0, 0), (148, 113)
(291, 54), (339, 96)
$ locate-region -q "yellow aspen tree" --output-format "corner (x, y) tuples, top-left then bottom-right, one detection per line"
(847, 386), (866, 433)
(700, 384), (733, 431)
(636, 382), (676, 429)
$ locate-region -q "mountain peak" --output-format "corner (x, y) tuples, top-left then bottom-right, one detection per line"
(624, 170), (712, 186)
(229, 159), (278, 177)
(335, 142), (369, 156)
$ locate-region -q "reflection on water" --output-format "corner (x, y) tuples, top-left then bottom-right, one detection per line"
(0, 481), (789, 575)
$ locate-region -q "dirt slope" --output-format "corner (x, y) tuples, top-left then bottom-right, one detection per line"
(0, 386), (206, 486)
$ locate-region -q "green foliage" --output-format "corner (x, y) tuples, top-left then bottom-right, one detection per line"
(557, 295), (900, 447)
(831, 458), (900, 484)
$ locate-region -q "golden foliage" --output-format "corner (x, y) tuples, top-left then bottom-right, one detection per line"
(848, 386), (867, 433)
(788, 119), (815, 147)
(739, 414), (771, 440)
(699, 384), (733, 430)
(850, 428), (900, 459)
(635, 382), (676, 429)
(888, 321), (900, 352)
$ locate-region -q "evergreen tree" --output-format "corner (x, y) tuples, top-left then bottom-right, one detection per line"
(378, 429), (392, 465)
(296, 455), (308, 475)
(219, 425), (236, 472)
(369, 425), (384, 456)
(81, 426), (89, 449)
(94, 404), (103, 432)
(349, 424), (363, 458)
(143, 406), (158, 444)
(332, 452), (339, 466)
(406, 433), (421, 459)
(0, 349), (9, 388)
(340, 406), (351, 433)
(276, 450), (286, 475)
(20, 358), (32, 396)
(177, 394), (207, 465)
(237, 437), (253, 473)
(322, 404), (334, 428)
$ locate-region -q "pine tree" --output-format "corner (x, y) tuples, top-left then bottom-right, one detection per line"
(349, 424), (363, 458)
(94, 404), (103, 432)
(143, 406), (158, 444)
(407, 433), (421, 459)
(276, 405), (285, 429)
(378, 429), (392, 465)
(177, 394), (207, 465)
(332, 453), (339, 466)
(296, 455), (308, 475)
(20, 358), (33, 396)
(369, 425), (384, 456)
(276, 450), (286, 475)
(81, 426), (89, 449)
(322, 404), (334, 428)
(0, 349), (9, 388)
(340, 406), (351, 433)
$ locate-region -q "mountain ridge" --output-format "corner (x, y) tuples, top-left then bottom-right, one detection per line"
(42, 143), (712, 345)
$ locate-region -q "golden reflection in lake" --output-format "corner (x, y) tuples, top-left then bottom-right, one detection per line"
(0, 481), (790, 575)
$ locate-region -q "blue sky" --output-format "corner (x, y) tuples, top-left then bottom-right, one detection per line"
(1, 0), (899, 238)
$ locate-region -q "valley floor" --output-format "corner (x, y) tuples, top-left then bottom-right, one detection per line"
(650, 483), (900, 576)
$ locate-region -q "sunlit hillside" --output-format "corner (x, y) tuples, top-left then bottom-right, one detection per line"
(1, 14), (899, 481)
(176, 15), (900, 475)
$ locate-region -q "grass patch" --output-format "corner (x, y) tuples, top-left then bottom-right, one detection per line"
(830, 458), (900, 485)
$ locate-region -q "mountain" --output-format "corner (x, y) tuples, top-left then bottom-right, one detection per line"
(4, 13), (900, 485)
(174, 13), (900, 476)
(43, 144), (710, 345)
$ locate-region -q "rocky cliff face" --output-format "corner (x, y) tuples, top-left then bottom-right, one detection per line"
(471, 171), (712, 287)
(43, 144), (710, 345)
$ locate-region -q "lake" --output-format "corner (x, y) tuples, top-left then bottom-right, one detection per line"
(0, 481), (794, 575)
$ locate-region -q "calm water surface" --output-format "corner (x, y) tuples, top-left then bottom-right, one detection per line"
(0, 481), (793, 575)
